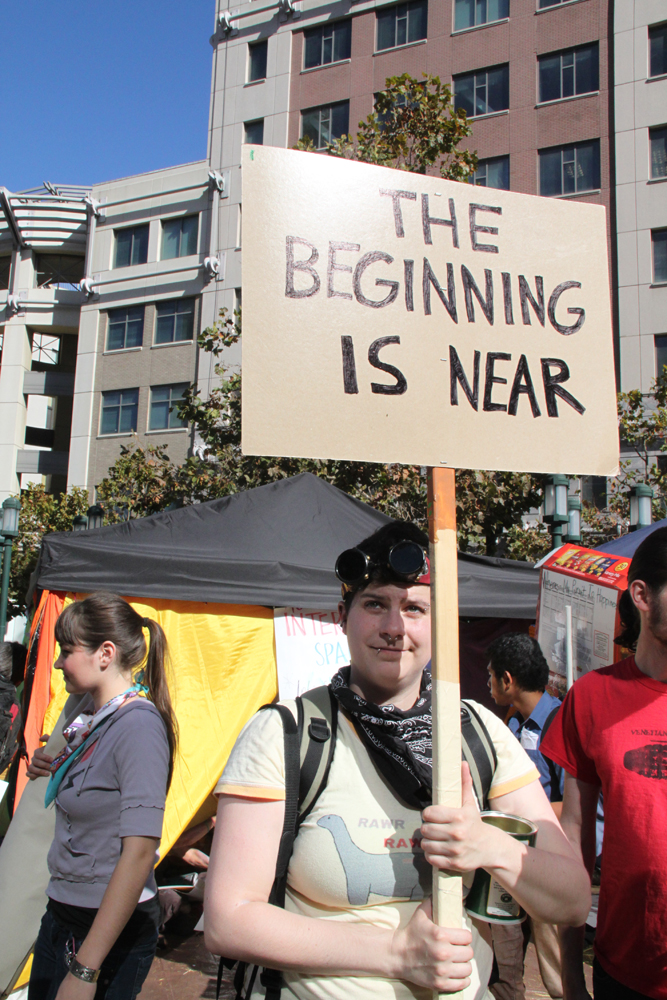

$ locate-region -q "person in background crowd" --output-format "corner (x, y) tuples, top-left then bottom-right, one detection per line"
(487, 633), (564, 1000)
(0, 643), (19, 769)
(205, 521), (590, 1000)
(26, 593), (177, 1000)
(542, 526), (667, 1000)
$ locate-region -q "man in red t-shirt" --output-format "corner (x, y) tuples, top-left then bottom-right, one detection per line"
(541, 526), (667, 1000)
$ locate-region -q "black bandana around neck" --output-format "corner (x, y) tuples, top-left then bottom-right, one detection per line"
(330, 666), (432, 810)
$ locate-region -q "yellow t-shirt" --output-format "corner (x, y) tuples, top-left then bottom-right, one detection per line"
(216, 700), (539, 1000)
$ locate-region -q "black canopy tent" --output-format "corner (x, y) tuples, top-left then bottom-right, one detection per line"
(36, 473), (539, 619)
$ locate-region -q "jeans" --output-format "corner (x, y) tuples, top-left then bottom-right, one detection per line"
(593, 958), (654, 1000)
(28, 907), (158, 1000)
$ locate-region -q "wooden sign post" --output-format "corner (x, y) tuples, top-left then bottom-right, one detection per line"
(240, 143), (619, 990)
(428, 468), (463, 932)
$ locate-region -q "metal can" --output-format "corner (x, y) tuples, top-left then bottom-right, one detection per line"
(464, 811), (538, 925)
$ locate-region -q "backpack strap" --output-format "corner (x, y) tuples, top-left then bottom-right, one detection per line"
(539, 704), (563, 803)
(297, 686), (338, 824)
(460, 700), (498, 811)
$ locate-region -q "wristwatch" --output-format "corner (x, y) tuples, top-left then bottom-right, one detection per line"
(66, 949), (100, 984)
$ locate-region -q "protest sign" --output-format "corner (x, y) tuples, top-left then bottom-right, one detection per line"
(537, 545), (630, 693)
(273, 607), (349, 698)
(242, 145), (619, 476)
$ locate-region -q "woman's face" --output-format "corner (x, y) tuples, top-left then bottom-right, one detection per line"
(339, 581), (431, 704)
(55, 644), (101, 695)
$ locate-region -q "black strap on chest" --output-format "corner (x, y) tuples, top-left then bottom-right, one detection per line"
(217, 688), (495, 1000)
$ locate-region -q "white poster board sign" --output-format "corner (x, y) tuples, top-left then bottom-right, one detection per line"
(274, 608), (350, 699)
(242, 145), (619, 475)
(537, 568), (619, 683)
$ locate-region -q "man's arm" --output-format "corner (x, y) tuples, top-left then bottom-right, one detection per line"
(558, 772), (599, 1000)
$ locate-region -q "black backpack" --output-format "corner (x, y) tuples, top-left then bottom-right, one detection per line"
(218, 686), (498, 1000)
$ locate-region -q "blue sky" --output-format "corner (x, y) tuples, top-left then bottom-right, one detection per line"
(0, 2), (215, 192)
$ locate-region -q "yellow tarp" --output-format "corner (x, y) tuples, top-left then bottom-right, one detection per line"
(39, 593), (278, 856)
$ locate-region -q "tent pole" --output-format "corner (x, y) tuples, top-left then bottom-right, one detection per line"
(427, 468), (463, 994)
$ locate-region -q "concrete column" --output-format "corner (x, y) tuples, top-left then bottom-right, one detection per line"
(0, 321), (31, 499)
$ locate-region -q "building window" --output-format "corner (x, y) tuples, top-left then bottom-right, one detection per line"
(653, 230), (667, 283)
(471, 156), (510, 189)
(376, 0), (427, 52)
(656, 335), (667, 375)
(454, 0), (508, 31)
(301, 102), (349, 149)
(155, 298), (195, 344)
(161, 215), (198, 260)
(248, 40), (268, 81)
(304, 19), (352, 68)
(149, 383), (188, 431)
(114, 224), (149, 268)
(539, 140), (600, 196)
(0, 255), (11, 290)
(32, 333), (60, 366)
(454, 64), (509, 117)
(100, 388), (139, 435)
(650, 126), (667, 178)
(538, 43), (599, 103)
(245, 119), (265, 145)
(107, 306), (144, 351)
(34, 254), (85, 289)
(538, 0), (568, 8)
(649, 23), (667, 77)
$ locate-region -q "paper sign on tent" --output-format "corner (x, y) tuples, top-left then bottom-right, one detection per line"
(241, 144), (619, 475)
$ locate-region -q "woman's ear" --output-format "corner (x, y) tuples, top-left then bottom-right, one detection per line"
(98, 641), (117, 671)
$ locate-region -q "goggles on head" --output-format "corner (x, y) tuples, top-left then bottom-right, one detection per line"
(335, 540), (430, 594)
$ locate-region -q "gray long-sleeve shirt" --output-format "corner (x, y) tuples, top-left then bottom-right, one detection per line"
(47, 698), (169, 908)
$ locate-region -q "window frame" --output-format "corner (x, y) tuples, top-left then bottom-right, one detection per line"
(453, 0), (509, 33)
(655, 334), (667, 377)
(453, 63), (510, 118)
(537, 42), (599, 104)
(652, 229), (667, 284)
(106, 305), (145, 353)
(248, 39), (268, 82)
(649, 22), (667, 79)
(113, 224), (149, 269)
(300, 101), (350, 149)
(538, 139), (601, 197)
(375, 0), (428, 53)
(470, 155), (510, 190)
(160, 215), (199, 261)
(148, 383), (189, 432)
(650, 125), (667, 180)
(33, 253), (85, 289)
(154, 297), (196, 345)
(244, 119), (265, 145)
(303, 19), (352, 69)
(99, 388), (139, 436)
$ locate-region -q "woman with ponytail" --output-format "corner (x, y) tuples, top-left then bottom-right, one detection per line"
(26, 592), (177, 1000)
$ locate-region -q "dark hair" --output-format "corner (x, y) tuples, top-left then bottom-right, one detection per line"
(616, 526), (667, 650)
(341, 520), (429, 609)
(11, 642), (27, 687)
(55, 592), (178, 787)
(487, 632), (549, 692)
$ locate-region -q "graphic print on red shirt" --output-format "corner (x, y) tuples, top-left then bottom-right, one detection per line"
(541, 657), (667, 999)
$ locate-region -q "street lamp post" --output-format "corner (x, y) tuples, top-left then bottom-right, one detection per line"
(564, 496), (582, 544)
(0, 496), (21, 641)
(543, 475), (570, 549)
(628, 484), (653, 531)
(86, 505), (104, 530)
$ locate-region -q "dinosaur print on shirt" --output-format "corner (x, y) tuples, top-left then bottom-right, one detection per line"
(317, 814), (429, 904)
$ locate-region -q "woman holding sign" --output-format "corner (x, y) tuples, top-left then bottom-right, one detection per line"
(205, 522), (589, 1000)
